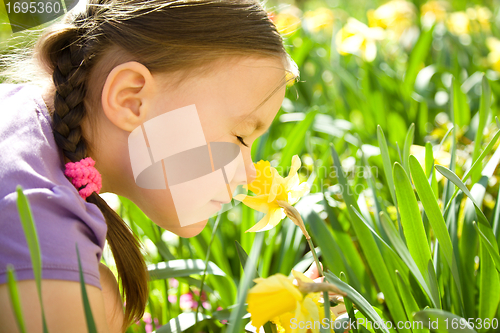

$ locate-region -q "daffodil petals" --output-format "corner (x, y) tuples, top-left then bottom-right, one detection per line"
(247, 274), (303, 328)
(245, 211), (271, 232)
(285, 173), (300, 192)
(268, 168), (283, 203)
(288, 183), (310, 204)
(290, 155), (302, 174)
(268, 208), (286, 228)
(291, 269), (315, 283)
(236, 194), (270, 213)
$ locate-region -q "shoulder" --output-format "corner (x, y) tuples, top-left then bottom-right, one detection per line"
(99, 263), (125, 333)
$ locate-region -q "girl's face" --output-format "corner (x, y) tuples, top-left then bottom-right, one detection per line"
(125, 56), (288, 237)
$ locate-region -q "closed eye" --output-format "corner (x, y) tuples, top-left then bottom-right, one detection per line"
(236, 136), (248, 147)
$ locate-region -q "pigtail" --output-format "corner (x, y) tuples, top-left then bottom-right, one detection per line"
(37, 22), (149, 333)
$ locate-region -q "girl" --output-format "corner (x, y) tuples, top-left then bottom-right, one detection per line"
(0, 0), (301, 332)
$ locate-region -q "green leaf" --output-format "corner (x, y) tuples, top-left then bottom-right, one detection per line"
(377, 125), (397, 206)
(234, 240), (260, 281)
(155, 312), (211, 333)
(76, 243), (97, 333)
(413, 309), (477, 333)
(279, 110), (317, 170)
(443, 129), (500, 214)
(379, 212), (436, 308)
(409, 155), (463, 307)
(330, 143), (359, 211)
(349, 206), (410, 330)
(308, 211), (347, 277)
(473, 222), (500, 272)
(226, 232), (264, 333)
(477, 227), (500, 332)
(120, 196), (159, 242)
(452, 76), (470, 128)
(395, 270), (425, 333)
(148, 259), (226, 280)
(402, 123), (415, 176)
(325, 272), (390, 333)
(6, 265), (27, 333)
(340, 272), (358, 333)
(436, 165), (499, 248)
(392, 163), (441, 308)
(15, 186), (49, 333)
(403, 24), (435, 96)
(471, 75), (491, 182)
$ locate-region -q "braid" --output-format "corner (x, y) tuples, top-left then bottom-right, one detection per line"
(51, 32), (88, 162)
(41, 20), (149, 333)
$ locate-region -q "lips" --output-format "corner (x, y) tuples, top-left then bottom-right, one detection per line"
(212, 198), (231, 204)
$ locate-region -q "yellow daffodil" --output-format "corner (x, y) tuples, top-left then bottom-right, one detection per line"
(486, 37), (500, 73)
(270, 7), (302, 35)
(235, 155), (309, 233)
(466, 6), (492, 34)
(367, 0), (416, 39)
(335, 18), (385, 62)
(446, 11), (470, 35)
(420, 1), (448, 25)
(303, 7), (335, 33)
(247, 270), (326, 333)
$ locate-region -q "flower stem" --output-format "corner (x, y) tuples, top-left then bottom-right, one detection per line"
(306, 237), (323, 276)
(276, 200), (333, 325)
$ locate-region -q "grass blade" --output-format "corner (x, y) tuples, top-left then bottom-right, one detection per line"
(155, 313), (211, 333)
(409, 155), (463, 308)
(477, 228), (500, 332)
(234, 240), (260, 281)
(148, 260), (226, 280)
(76, 243), (97, 333)
(413, 309), (477, 333)
(403, 24), (435, 97)
(452, 76), (471, 129)
(402, 123), (415, 176)
(395, 270), (425, 333)
(393, 163), (441, 308)
(226, 232), (264, 333)
(279, 110), (317, 170)
(377, 125), (397, 206)
(379, 212), (436, 308)
(349, 206), (410, 330)
(471, 75), (491, 183)
(473, 222), (500, 272)
(325, 271), (392, 333)
(436, 165), (499, 248)
(6, 265), (27, 333)
(15, 186), (49, 333)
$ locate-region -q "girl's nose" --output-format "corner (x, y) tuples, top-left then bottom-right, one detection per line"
(231, 151), (256, 186)
(246, 161), (257, 185)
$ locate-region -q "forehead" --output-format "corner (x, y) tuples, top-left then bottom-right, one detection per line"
(222, 57), (287, 121)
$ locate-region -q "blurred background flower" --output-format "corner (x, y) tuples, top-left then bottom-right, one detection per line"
(335, 17), (385, 62)
(367, 0), (416, 39)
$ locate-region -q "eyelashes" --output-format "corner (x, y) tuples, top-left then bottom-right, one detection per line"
(236, 136), (248, 147)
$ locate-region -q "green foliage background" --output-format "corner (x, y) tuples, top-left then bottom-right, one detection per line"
(2, 0), (500, 332)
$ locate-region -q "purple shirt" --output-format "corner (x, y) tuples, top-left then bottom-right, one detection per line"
(0, 83), (107, 290)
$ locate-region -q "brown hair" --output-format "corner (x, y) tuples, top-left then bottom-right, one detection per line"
(3, 0), (298, 331)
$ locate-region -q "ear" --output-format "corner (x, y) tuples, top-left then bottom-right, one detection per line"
(101, 61), (156, 132)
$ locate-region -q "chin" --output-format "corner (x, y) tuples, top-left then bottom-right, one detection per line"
(170, 219), (209, 238)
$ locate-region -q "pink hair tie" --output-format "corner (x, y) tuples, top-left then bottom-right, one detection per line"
(64, 157), (102, 200)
